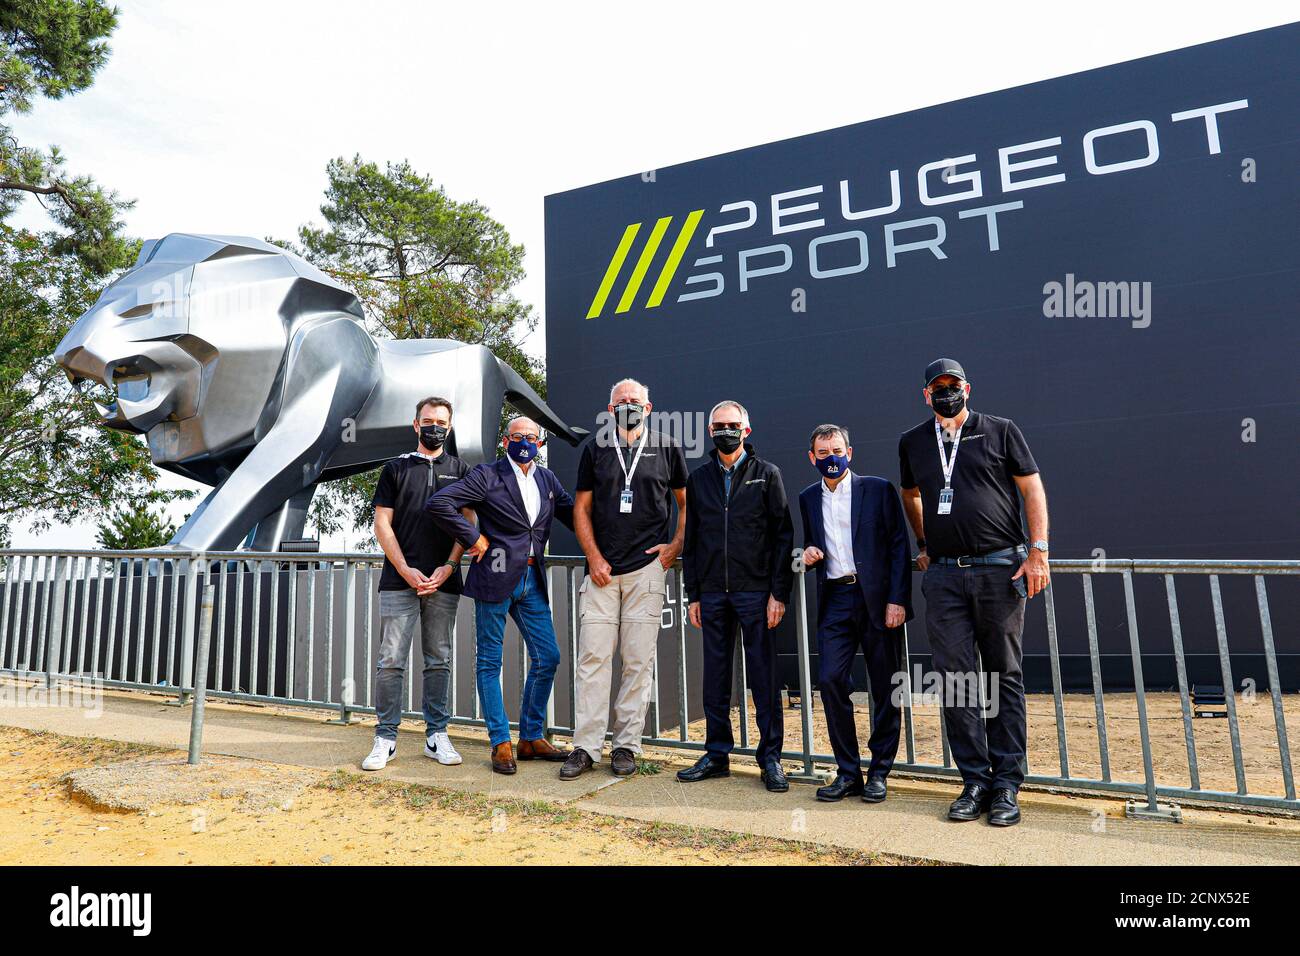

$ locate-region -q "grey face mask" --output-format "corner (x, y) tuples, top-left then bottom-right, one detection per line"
(613, 402), (644, 432)
(711, 428), (743, 453)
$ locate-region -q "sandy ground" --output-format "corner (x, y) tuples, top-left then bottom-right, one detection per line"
(0, 726), (909, 866)
(678, 691), (1299, 796)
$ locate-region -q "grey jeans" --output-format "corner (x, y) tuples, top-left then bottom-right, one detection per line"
(375, 588), (459, 741)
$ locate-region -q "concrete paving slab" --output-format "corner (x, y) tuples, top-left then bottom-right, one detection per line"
(3, 678), (1298, 865)
(0, 682), (620, 804)
(578, 764), (1300, 865)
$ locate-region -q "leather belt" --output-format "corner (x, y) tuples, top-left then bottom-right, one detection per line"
(826, 574), (858, 586)
(932, 545), (1027, 568)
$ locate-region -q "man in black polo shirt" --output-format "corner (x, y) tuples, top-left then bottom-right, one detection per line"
(361, 395), (472, 772)
(561, 378), (688, 779)
(898, 358), (1050, 827)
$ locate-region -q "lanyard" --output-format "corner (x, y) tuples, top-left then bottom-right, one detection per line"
(934, 418), (964, 489)
(613, 429), (649, 490)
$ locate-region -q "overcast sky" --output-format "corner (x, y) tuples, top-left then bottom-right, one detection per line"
(9, 1), (1295, 549)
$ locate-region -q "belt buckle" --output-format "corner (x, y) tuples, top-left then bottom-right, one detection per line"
(956, 556), (972, 568)
(845, 573), (857, 585)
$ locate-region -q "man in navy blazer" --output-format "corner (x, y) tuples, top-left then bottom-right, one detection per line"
(427, 415), (576, 774)
(799, 424), (913, 803)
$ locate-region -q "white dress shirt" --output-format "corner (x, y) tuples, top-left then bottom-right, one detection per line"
(821, 472), (855, 579)
(509, 456), (541, 554)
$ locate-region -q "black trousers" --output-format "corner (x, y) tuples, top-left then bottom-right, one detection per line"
(817, 582), (902, 781)
(699, 590), (784, 767)
(922, 564), (1028, 790)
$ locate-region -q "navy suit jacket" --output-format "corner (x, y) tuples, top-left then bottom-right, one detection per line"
(798, 473), (913, 631)
(426, 457), (574, 604)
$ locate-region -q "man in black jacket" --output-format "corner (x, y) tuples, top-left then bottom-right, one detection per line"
(678, 400), (795, 792)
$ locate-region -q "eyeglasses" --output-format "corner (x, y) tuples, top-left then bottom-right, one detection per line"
(710, 422), (743, 431)
(508, 432), (540, 443)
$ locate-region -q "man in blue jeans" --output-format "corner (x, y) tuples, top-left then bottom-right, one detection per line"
(427, 416), (576, 774)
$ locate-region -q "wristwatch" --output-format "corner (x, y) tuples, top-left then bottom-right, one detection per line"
(916, 538), (926, 550)
(1031, 540), (1049, 553)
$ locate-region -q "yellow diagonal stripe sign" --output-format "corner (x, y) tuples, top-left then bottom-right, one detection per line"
(646, 209), (704, 309)
(585, 223), (641, 319)
(585, 209), (705, 319)
(616, 216), (673, 313)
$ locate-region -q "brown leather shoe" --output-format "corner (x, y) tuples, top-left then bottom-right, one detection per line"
(491, 741), (517, 775)
(517, 738), (570, 761)
(559, 748), (594, 780)
(610, 747), (638, 776)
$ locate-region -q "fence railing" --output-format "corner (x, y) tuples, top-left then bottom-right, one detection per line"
(0, 549), (1295, 818)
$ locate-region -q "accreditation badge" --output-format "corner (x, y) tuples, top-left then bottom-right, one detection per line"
(937, 486), (954, 515)
(620, 488), (634, 514)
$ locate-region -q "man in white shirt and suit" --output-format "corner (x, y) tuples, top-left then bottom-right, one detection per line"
(799, 424), (913, 803)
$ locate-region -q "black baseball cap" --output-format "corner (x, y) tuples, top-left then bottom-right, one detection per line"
(924, 358), (967, 386)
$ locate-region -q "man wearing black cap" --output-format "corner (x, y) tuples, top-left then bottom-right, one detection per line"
(898, 359), (1050, 826)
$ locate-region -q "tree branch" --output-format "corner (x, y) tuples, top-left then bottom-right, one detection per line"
(0, 178), (90, 218)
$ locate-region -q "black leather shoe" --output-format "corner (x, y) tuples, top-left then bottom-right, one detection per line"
(761, 762), (789, 793)
(947, 783), (991, 821)
(816, 775), (864, 802)
(861, 775), (888, 803)
(610, 747), (638, 777)
(988, 787), (1021, 826)
(676, 755), (730, 782)
(559, 748), (593, 780)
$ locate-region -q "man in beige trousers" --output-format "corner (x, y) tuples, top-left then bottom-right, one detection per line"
(561, 379), (688, 778)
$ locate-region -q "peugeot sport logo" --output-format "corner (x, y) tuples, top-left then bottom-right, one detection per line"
(584, 99), (1246, 320)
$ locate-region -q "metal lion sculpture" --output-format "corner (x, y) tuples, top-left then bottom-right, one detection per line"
(54, 233), (584, 552)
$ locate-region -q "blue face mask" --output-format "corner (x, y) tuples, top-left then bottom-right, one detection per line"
(815, 453), (850, 480)
(506, 437), (539, 463)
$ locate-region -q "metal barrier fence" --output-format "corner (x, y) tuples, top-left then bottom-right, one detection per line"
(0, 549), (1295, 818)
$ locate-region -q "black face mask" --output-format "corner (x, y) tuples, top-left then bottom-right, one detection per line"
(930, 385), (966, 418)
(419, 424), (449, 450)
(711, 428), (744, 454)
(613, 402), (644, 433)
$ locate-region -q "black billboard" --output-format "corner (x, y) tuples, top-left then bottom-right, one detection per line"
(543, 24), (1299, 691)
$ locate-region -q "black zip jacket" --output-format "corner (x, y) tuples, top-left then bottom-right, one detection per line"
(682, 443), (795, 603)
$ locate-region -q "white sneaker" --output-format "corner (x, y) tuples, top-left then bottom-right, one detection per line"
(425, 731), (463, 765)
(362, 736), (395, 771)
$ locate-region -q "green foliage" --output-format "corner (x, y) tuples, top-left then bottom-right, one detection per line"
(295, 156), (544, 537)
(307, 468), (380, 543)
(297, 156), (543, 390)
(0, 6), (190, 547)
(95, 502), (176, 550)
(1, 1), (134, 276)
(0, 0), (118, 106)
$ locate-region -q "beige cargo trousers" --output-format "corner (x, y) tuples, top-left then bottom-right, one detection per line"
(572, 559), (667, 760)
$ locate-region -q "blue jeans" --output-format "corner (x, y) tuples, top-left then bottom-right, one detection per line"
(473, 564), (561, 746)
